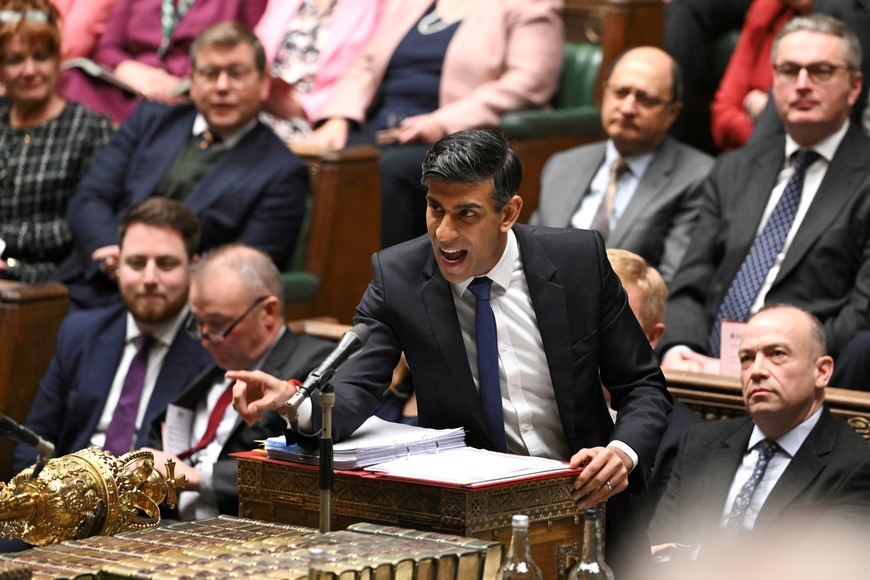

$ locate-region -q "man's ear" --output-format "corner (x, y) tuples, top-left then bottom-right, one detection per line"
(647, 322), (665, 350)
(500, 195), (523, 233)
(815, 355), (835, 387)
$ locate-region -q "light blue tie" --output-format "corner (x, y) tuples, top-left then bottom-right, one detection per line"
(467, 277), (508, 452)
(709, 150), (820, 356)
(726, 439), (778, 531)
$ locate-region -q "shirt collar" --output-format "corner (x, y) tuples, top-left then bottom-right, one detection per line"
(453, 229), (518, 298)
(747, 405), (824, 458)
(192, 114), (257, 150)
(605, 139), (655, 179)
(784, 120), (849, 164)
(126, 305), (189, 348)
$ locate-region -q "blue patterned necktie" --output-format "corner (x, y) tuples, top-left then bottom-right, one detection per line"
(708, 150), (820, 356)
(726, 439), (779, 532)
(467, 277), (508, 452)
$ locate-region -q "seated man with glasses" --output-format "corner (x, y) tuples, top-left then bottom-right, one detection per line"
(53, 21), (308, 310)
(531, 46), (713, 285)
(143, 243), (333, 519)
(661, 14), (870, 373)
(12, 198), (214, 476)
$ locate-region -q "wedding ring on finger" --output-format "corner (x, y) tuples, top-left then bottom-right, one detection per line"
(605, 480), (612, 492)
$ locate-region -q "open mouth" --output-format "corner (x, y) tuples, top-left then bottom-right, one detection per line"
(441, 249), (467, 264)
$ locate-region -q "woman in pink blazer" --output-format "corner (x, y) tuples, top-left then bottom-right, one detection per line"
(254, 0), (385, 142)
(306, 0), (564, 247)
(51, 0), (116, 59)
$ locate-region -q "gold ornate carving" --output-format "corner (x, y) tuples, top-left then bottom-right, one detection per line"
(0, 447), (186, 546)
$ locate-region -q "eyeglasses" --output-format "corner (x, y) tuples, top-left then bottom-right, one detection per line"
(773, 62), (853, 84)
(185, 295), (269, 343)
(193, 65), (256, 86)
(605, 84), (672, 109)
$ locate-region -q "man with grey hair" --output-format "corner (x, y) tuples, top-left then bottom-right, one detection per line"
(651, 304), (870, 555)
(661, 14), (870, 372)
(144, 244), (333, 519)
(55, 21), (308, 310)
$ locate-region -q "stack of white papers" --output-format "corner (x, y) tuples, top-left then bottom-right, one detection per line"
(364, 448), (575, 487)
(264, 416), (467, 470)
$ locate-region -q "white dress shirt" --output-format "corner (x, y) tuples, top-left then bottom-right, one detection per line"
(721, 406), (823, 531)
(570, 140), (655, 231)
(178, 327), (287, 520)
(450, 229), (638, 468)
(90, 308), (188, 451)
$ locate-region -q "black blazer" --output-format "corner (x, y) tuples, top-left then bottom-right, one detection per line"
(650, 408), (870, 545)
(663, 124), (870, 357)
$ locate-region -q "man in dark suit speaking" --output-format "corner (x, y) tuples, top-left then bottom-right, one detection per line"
(650, 304), (870, 563)
(230, 129), (672, 576)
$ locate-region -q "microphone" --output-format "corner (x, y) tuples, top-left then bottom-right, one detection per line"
(285, 323), (371, 417)
(0, 413), (54, 479)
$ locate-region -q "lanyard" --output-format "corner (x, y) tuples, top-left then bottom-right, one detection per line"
(158, 0), (195, 59)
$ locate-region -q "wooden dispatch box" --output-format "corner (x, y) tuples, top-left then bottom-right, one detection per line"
(235, 451), (587, 579)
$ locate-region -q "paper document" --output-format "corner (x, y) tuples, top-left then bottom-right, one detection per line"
(364, 447), (575, 487)
(264, 416), (466, 469)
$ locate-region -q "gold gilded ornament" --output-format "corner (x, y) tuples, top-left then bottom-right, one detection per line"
(0, 447), (186, 546)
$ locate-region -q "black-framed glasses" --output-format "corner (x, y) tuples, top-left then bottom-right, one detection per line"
(773, 62), (854, 84)
(185, 295), (269, 343)
(604, 84), (672, 109)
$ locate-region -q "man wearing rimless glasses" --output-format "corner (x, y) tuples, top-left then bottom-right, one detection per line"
(662, 14), (870, 373)
(143, 244), (333, 519)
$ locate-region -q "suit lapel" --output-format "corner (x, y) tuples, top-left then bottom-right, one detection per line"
(775, 126), (868, 282)
(729, 140), (786, 254)
(185, 123), (269, 214)
(137, 331), (211, 447)
(420, 253), (490, 437)
(134, 108), (196, 203)
(513, 228), (576, 441)
(80, 314), (129, 444)
(610, 139), (675, 246)
(556, 144), (605, 226)
(755, 409), (836, 530)
(702, 419), (754, 525)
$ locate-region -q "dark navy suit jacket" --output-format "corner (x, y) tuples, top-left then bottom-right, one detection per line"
(300, 224), (672, 574)
(12, 303), (212, 473)
(54, 101), (308, 301)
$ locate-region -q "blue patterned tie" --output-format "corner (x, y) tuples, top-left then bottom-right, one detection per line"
(467, 277), (508, 452)
(726, 439), (779, 531)
(708, 150), (820, 356)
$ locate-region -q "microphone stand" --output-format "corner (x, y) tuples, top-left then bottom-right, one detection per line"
(318, 383), (335, 533)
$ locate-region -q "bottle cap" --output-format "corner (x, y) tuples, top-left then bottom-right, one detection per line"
(583, 506), (602, 519)
(308, 547), (326, 565)
(511, 514), (530, 528)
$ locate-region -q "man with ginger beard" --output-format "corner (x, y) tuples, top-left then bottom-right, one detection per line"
(12, 198), (212, 473)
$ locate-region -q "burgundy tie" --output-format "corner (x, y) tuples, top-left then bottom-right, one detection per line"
(104, 335), (154, 456)
(177, 381), (236, 461)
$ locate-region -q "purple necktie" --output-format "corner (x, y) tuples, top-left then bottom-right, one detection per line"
(104, 335), (155, 456)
